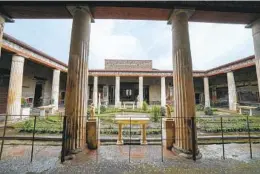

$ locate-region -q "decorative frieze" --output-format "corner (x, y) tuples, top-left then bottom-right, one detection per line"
(105, 59), (152, 70)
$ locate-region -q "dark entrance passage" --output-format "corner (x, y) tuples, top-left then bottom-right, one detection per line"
(33, 83), (43, 107)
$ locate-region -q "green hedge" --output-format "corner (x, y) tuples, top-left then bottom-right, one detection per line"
(197, 116), (260, 133)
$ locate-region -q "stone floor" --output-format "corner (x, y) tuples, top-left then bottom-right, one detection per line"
(0, 144), (260, 174)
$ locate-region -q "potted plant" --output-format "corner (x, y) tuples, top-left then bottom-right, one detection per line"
(21, 97), (31, 119)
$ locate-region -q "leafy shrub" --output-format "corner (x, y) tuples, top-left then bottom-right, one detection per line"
(161, 106), (166, 116)
(151, 105), (161, 122)
(142, 101), (148, 111)
(204, 107), (213, 115)
(196, 104), (204, 111)
(100, 105), (106, 113)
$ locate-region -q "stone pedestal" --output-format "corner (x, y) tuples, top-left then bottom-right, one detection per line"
(86, 118), (99, 149)
(162, 118), (175, 149)
(6, 55), (25, 119)
(51, 69), (60, 111)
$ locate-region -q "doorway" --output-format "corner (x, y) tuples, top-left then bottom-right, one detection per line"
(34, 83), (43, 107)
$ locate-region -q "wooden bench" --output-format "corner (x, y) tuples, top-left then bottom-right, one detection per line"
(38, 105), (55, 117)
(237, 105), (257, 116)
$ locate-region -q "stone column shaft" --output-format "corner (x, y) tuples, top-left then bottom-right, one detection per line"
(171, 9), (198, 155)
(138, 76), (143, 108)
(252, 19), (260, 96)
(203, 77), (210, 107)
(65, 8), (91, 153)
(115, 76), (120, 107)
(161, 77), (166, 107)
(93, 76), (98, 107)
(51, 69), (60, 111)
(227, 72), (237, 111)
(0, 16), (5, 57)
(6, 55), (25, 118)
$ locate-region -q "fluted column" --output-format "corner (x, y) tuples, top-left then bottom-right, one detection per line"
(161, 77), (166, 106)
(252, 19), (260, 96)
(65, 7), (91, 154)
(6, 55), (25, 119)
(93, 76), (98, 107)
(51, 69), (60, 111)
(0, 16), (5, 57)
(227, 71), (237, 111)
(138, 76), (143, 108)
(203, 77), (210, 107)
(170, 9), (198, 156)
(115, 76), (120, 108)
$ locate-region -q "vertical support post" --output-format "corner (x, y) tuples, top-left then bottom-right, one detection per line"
(31, 116), (37, 162)
(0, 115), (8, 160)
(203, 77), (210, 108)
(161, 116), (163, 162)
(191, 117), (196, 161)
(138, 76), (143, 108)
(93, 76), (98, 107)
(129, 117), (131, 163)
(61, 116), (67, 163)
(246, 115), (253, 159)
(6, 55), (25, 119)
(220, 117), (225, 160)
(161, 77), (166, 107)
(115, 76), (120, 108)
(51, 69), (60, 111)
(227, 71), (237, 111)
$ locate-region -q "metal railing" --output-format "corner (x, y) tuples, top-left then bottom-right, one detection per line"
(0, 114), (259, 163)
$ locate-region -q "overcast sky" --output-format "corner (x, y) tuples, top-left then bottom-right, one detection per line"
(4, 19), (254, 70)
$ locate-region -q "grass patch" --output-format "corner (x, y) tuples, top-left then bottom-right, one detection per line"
(13, 116), (63, 134)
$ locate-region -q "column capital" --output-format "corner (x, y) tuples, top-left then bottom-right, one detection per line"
(66, 6), (95, 23)
(12, 54), (25, 62)
(167, 8), (195, 25)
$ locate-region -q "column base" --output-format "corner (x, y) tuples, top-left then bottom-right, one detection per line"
(173, 146), (202, 160)
(116, 140), (124, 145)
(140, 140), (148, 145)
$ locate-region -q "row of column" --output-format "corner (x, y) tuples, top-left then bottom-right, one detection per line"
(91, 76), (167, 108)
(203, 71), (237, 111)
(6, 54), (61, 116)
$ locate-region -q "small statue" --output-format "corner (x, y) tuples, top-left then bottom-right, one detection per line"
(90, 103), (95, 119)
(166, 104), (171, 118)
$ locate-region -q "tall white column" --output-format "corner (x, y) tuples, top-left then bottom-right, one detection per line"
(0, 16), (5, 57)
(252, 19), (260, 96)
(161, 77), (166, 106)
(203, 77), (210, 107)
(227, 71), (237, 111)
(170, 9), (199, 157)
(65, 7), (91, 153)
(93, 76), (98, 107)
(51, 69), (60, 111)
(138, 76), (143, 108)
(115, 76), (120, 108)
(6, 55), (25, 118)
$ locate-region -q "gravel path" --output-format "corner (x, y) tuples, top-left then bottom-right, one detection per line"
(0, 144), (260, 174)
